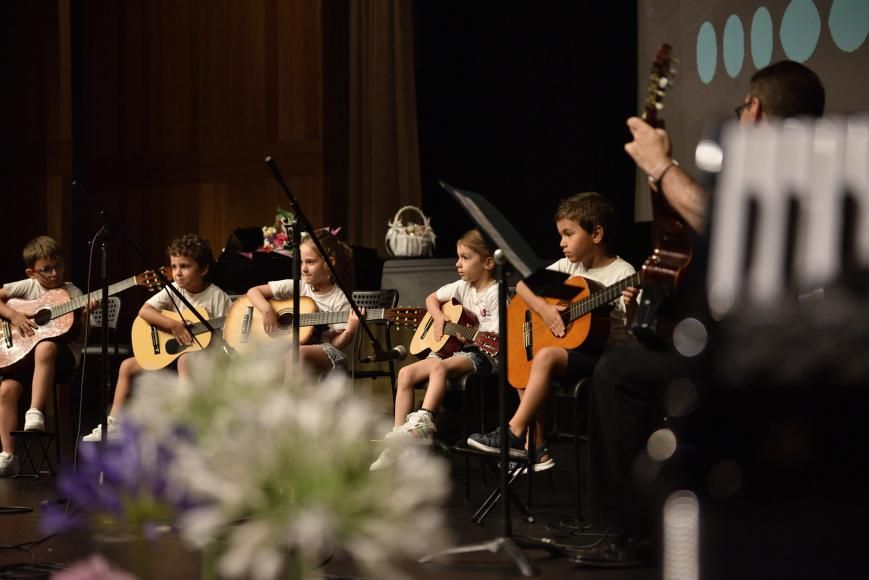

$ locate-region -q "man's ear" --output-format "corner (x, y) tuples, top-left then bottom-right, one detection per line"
(24, 267), (36, 279)
(748, 96), (763, 122)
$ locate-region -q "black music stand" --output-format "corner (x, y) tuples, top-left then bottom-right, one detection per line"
(419, 181), (577, 575)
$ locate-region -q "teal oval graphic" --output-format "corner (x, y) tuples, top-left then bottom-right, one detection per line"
(829, 0), (869, 52)
(751, 7), (774, 68)
(723, 15), (745, 77)
(780, 0), (821, 62)
(697, 21), (718, 84)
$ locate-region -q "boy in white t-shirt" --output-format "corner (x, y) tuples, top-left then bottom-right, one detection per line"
(468, 192), (638, 471)
(82, 234), (232, 442)
(0, 236), (94, 476)
(371, 229), (498, 470)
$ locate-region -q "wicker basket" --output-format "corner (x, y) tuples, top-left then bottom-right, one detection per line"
(385, 205), (436, 257)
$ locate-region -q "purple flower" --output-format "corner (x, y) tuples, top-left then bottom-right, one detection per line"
(41, 421), (206, 536)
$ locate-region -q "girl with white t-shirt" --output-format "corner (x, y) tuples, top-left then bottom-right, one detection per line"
(371, 229), (498, 470)
(246, 229), (360, 377)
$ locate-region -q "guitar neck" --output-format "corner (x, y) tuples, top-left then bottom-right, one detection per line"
(49, 275), (140, 320)
(566, 272), (642, 322)
(443, 320), (477, 341)
(296, 308), (386, 327)
(189, 316), (226, 336)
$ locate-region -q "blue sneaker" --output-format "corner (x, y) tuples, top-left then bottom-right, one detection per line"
(467, 427), (526, 459)
(507, 443), (556, 474)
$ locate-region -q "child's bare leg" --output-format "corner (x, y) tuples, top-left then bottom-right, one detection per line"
(394, 358), (440, 426)
(420, 355), (475, 412)
(509, 346), (567, 445)
(0, 379), (23, 453)
(29, 341), (59, 412)
(285, 345), (333, 380)
(109, 357), (143, 417)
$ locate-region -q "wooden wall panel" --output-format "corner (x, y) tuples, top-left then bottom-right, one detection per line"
(2, 1), (73, 284)
(71, 0), (334, 289)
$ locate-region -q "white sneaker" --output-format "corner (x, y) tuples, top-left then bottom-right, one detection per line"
(24, 408), (45, 432)
(82, 416), (121, 442)
(0, 452), (19, 477)
(391, 410), (436, 441)
(370, 448), (395, 471)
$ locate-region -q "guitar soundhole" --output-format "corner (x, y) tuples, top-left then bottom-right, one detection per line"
(33, 309), (52, 326)
(277, 312), (294, 328)
(166, 340), (187, 355)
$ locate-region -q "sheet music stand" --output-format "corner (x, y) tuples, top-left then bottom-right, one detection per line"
(419, 181), (577, 575)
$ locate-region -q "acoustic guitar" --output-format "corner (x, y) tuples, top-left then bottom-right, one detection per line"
(507, 272), (641, 388)
(131, 308), (227, 370)
(631, 43), (693, 346)
(409, 299), (499, 358)
(222, 295), (425, 356)
(0, 269), (165, 371)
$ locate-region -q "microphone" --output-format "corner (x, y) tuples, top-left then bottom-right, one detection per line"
(360, 345), (407, 364)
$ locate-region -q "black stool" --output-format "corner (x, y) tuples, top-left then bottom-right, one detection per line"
(10, 431), (55, 478)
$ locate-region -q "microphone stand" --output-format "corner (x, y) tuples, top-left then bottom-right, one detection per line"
(420, 182), (571, 575)
(264, 157), (385, 361)
(74, 181), (219, 447)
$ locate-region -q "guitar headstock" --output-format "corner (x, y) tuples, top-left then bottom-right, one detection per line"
(385, 307), (426, 328)
(136, 266), (172, 292)
(475, 331), (500, 358)
(642, 43), (676, 129)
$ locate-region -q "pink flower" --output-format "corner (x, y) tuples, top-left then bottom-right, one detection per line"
(51, 555), (136, 580)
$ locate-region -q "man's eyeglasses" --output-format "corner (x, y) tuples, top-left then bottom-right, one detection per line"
(36, 263), (64, 275)
(734, 102), (750, 120)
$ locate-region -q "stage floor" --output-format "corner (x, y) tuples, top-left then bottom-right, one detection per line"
(0, 437), (658, 579)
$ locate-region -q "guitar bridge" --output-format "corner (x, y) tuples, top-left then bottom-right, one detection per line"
(150, 325), (161, 354)
(522, 310), (533, 360)
(2, 321), (11, 348)
(241, 306), (253, 343)
(420, 317), (433, 339)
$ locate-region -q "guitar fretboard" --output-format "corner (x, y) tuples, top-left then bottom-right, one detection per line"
(444, 320), (477, 341)
(48, 276), (141, 320)
(565, 272), (642, 323)
(188, 316), (227, 336)
(296, 308), (386, 326)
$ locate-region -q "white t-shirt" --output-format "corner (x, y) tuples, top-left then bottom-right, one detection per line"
(2, 278), (85, 365)
(435, 279), (500, 333)
(547, 256), (636, 337)
(268, 279), (351, 336)
(146, 282), (232, 319)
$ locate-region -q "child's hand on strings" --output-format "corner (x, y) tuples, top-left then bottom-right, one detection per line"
(541, 302), (567, 337)
(262, 308), (279, 335)
(170, 319), (193, 346)
(9, 310), (37, 337)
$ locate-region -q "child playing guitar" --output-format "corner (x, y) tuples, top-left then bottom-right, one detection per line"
(245, 228), (361, 377)
(371, 229), (498, 470)
(467, 192), (637, 471)
(0, 236), (96, 476)
(82, 234), (232, 442)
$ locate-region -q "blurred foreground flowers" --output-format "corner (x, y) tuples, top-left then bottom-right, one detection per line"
(48, 345), (451, 579)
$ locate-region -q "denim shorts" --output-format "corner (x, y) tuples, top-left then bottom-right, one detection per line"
(428, 346), (496, 375)
(317, 342), (348, 368)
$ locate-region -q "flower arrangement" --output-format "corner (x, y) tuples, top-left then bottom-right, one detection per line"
(260, 207), (295, 255)
(47, 345), (450, 580)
